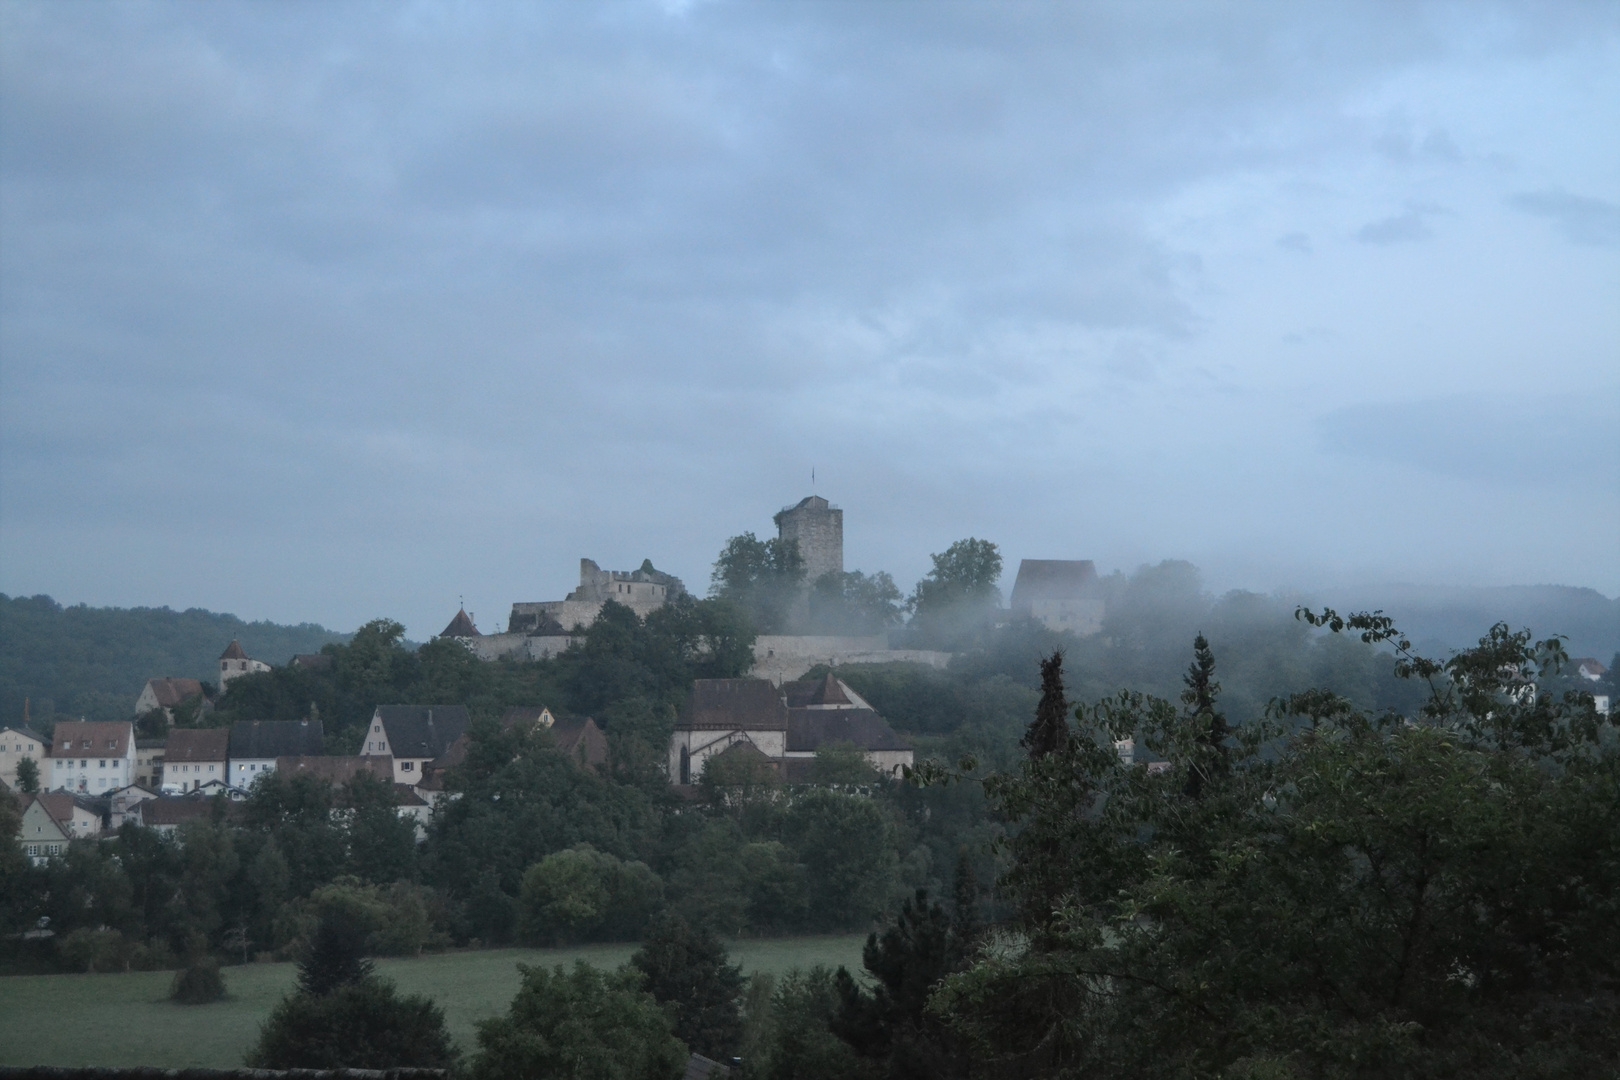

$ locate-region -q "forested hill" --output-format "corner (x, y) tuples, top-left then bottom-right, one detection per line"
(1334, 583), (1620, 661)
(0, 594), (349, 727)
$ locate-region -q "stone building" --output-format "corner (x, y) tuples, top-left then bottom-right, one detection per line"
(774, 496), (843, 583)
(134, 677), (207, 723)
(219, 640), (270, 690)
(509, 558), (685, 634)
(1009, 559), (1106, 636)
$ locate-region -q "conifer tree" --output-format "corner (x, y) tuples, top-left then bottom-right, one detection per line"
(630, 913), (744, 1061)
(297, 907), (374, 996)
(1180, 633), (1229, 799)
(1022, 652), (1070, 757)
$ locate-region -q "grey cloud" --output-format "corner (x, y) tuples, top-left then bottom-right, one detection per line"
(1355, 208), (1435, 244)
(1509, 190), (1620, 248)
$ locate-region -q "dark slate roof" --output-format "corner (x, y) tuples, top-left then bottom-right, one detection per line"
(551, 717), (608, 768)
(276, 755), (394, 784)
(440, 609), (481, 638)
(680, 679), (788, 731)
(140, 796), (218, 827)
(376, 705), (470, 759)
(2, 724), (51, 746)
(786, 708), (911, 753)
(220, 640), (249, 660)
(291, 653), (333, 671)
(229, 719), (325, 759)
(164, 727), (230, 763)
(783, 673), (853, 708)
(1009, 559), (1100, 610)
(683, 1052), (733, 1080)
(501, 706), (555, 729)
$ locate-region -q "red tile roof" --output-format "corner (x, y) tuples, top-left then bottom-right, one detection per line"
(48, 721), (133, 759)
(220, 640), (249, 660)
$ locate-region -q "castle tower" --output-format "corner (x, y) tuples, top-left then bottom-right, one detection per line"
(774, 496), (843, 584)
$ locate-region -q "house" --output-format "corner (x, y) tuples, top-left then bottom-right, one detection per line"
(134, 739), (165, 790)
(439, 608), (481, 639)
(274, 755), (396, 786)
(501, 706), (608, 770)
(135, 678), (207, 722)
(16, 792), (104, 861)
(1009, 559), (1105, 636)
(108, 784), (159, 829)
(135, 795), (219, 836)
(161, 728), (230, 793)
(219, 640), (271, 690)
(361, 705), (470, 785)
(47, 721), (135, 795)
(0, 724), (50, 791)
(669, 674), (912, 784)
(290, 653), (333, 672)
(393, 785), (433, 837)
(228, 719), (324, 788)
(1573, 657), (1608, 682)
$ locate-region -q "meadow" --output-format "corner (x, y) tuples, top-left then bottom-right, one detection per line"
(0, 935), (867, 1068)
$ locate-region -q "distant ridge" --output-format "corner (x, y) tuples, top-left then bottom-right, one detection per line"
(0, 594), (349, 727)
(1330, 583), (1619, 660)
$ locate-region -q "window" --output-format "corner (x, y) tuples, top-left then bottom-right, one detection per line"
(80, 759), (87, 768)
(209, 765), (215, 772)
(48, 844), (60, 855)
(25, 845), (37, 857)
(99, 760), (106, 768)
(374, 725), (381, 733)
(402, 761), (414, 771)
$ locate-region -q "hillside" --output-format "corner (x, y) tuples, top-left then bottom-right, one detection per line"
(0, 594), (349, 728)
(1334, 583), (1620, 662)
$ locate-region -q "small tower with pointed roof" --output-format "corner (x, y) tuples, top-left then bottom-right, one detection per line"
(219, 640), (270, 691)
(440, 608), (481, 639)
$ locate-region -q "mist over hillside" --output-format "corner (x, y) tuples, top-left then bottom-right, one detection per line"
(1328, 583), (1620, 661)
(0, 594), (349, 727)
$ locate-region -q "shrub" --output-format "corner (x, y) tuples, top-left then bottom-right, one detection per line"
(170, 957), (227, 1004)
(247, 977), (456, 1069)
(517, 844), (664, 944)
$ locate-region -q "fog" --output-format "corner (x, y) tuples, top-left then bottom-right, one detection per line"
(2, 1), (1616, 639)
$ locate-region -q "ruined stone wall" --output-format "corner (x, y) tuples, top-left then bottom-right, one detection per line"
(750, 635), (953, 682)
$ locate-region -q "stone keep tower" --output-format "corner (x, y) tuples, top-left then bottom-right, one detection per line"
(774, 496), (843, 584)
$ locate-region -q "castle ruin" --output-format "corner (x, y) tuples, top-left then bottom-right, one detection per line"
(774, 495), (842, 584)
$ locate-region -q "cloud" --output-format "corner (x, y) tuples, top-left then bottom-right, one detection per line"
(1509, 190), (1620, 247)
(1355, 208), (1435, 244)
(1277, 232), (1312, 253)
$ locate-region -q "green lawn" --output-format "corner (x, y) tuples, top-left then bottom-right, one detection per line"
(0, 935), (867, 1068)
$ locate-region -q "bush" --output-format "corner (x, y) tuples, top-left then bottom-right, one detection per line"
(247, 978), (456, 1069)
(170, 958), (227, 1004)
(469, 960), (684, 1080)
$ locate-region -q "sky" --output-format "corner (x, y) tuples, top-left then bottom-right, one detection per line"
(1, 0), (1616, 640)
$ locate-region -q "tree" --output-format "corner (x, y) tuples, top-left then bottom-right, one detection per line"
(930, 616), (1620, 1077)
(516, 844), (664, 945)
(631, 912), (746, 1061)
(248, 977), (456, 1069)
(809, 570), (905, 635)
(297, 905), (375, 996)
(14, 756), (39, 793)
(907, 539), (1003, 647)
(711, 532), (806, 633)
(1179, 632), (1229, 799)
(342, 772), (418, 885)
(468, 961), (685, 1080)
(170, 957), (227, 1004)
(1021, 652), (1070, 758)
(834, 890), (971, 1080)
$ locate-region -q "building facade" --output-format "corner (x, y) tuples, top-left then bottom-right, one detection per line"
(1009, 559), (1106, 636)
(47, 721), (135, 794)
(161, 728), (230, 793)
(228, 719), (324, 788)
(361, 705), (470, 785)
(0, 724), (50, 791)
(508, 558), (686, 635)
(774, 496), (843, 584)
(219, 640), (271, 690)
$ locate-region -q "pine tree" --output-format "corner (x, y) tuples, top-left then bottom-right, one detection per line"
(630, 913), (744, 1061)
(951, 851), (981, 940)
(297, 907), (374, 996)
(1180, 633), (1230, 799)
(1022, 651), (1071, 758)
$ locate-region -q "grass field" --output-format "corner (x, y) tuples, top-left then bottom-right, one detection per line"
(0, 935), (867, 1068)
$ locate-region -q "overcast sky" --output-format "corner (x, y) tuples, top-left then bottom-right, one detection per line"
(2, 1), (1616, 639)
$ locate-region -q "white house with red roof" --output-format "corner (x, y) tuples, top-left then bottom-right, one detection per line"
(48, 721), (135, 794)
(219, 640), (271, 690)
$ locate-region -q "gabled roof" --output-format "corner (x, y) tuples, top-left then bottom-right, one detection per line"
(139, 796), (217, 827)
(220, 640), (249, 661)
(440, 609), (481, 638)
(23, 792), (79, 829)
(0, 724), (50, 746)
(229, 719), (325, 759)
(164, 727), (230, 763)
(550, 717), (608, 768)
(783, 673), (853, 708)
(291, 653), (333, 671)
(1009, 559), (1100, 609)
(144, 678), (206, 709)
(48, 721), (133, 759)
(501, 706), (556, 730)
(375, 705), (470, 759)
(393, 784), (430, 807)
(680, 679), (789, 731)
(275, 755), (395, 784)
(786, 708), (911, 753)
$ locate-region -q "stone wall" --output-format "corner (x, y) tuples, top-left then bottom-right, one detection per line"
(750, 635), (953, 683)
(468, 633), (576, 662)
(774, 496), (843, 583)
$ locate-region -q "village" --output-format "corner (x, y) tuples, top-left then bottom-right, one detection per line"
(3, 494), (1117, 862)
